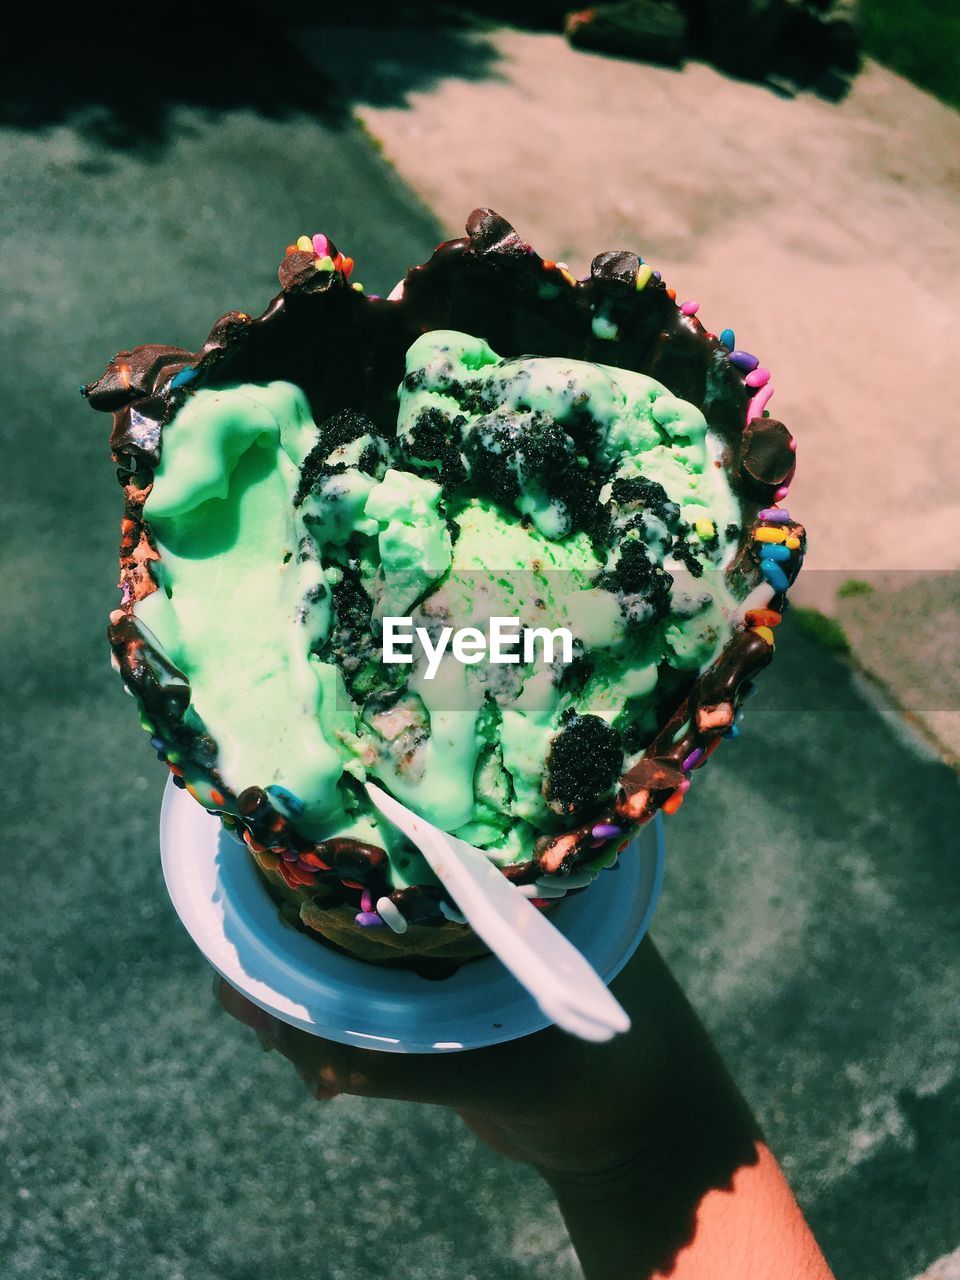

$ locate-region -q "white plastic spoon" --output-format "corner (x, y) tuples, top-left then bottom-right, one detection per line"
(365, 782), (631, 1043)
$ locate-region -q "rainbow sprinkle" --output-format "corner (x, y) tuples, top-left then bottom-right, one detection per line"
(285, 232), (356, 281)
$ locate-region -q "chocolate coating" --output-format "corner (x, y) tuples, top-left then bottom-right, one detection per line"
(740, 416), (796, 491)
(591, 250), (642, 289)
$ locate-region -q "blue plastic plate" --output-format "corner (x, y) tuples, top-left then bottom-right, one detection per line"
(160, 776), (664, 1053)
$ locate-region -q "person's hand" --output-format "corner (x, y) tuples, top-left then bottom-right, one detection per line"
(216, 936), (740, 1184)
(216, 937), (834, 1279)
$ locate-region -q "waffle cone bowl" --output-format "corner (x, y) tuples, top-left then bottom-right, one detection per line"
(88, 209), (804, 973)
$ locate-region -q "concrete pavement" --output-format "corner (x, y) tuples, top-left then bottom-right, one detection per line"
(1, 35), (958, 1280)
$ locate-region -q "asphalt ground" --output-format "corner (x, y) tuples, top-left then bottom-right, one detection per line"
(2, 32), (958, 1280)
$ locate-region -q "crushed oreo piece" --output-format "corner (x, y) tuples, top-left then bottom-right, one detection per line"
(610, 475), (681, 528)
(544, 714), (624, 814)
(595, 541), (673, 618)
(404, 406), (468, 490)
(314, 564), (389, 700)
(670, 536), (705, 579)
(295, 409), (384, 505)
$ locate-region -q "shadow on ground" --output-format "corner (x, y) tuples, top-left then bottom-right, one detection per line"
(811, 1075), (960, 1280)
(7, 1), (861, 163)
(0, 4), (344, 157)
(293, 21), (504, 110)
(0, 5), (510, 155)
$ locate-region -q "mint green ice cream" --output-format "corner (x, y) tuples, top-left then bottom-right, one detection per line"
(134, 330), (742, 883)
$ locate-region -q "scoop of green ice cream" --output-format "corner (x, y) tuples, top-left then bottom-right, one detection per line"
(130, 328), (743, 882)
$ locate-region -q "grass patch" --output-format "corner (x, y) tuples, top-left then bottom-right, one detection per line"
(355, 116), (386, 155)
(837, 577), (875, 599)
(861, 0), (960, 110)
(792, 606), (852, 654)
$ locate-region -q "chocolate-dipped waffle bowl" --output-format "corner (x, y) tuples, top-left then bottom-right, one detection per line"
(86, 209), (804, 971)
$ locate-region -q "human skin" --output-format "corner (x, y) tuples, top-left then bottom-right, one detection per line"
(216, 937), (835, 1279)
